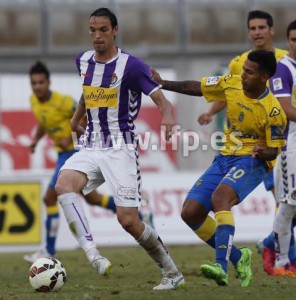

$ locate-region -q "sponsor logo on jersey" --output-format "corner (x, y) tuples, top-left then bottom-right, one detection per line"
(237, 102), (252, 112)
(205, 76), (220, 86)
(83, 86), (118, 108)
(269, 107), (280, 117)
(271, 125), (285, 140)
(272, 78), (283, 91)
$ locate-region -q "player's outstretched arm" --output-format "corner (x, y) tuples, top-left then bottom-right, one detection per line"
(150, 89), (175, 141)
(151, 68), (202, 96)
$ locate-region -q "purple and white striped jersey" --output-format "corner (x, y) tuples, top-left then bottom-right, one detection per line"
(270, 55), (296, 152)
(76, 48), (160, 148)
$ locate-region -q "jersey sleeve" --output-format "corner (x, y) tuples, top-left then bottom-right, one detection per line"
(200, 75), (229, 102)
(128, 57), (161, 95)
(265, 104), (287, 149)
(269, 62), (293, 98)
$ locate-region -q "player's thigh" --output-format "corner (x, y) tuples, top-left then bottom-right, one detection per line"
(59, 149), (102, 193)
(49, 150), (77, 189)
(263, 170), (274, 192)
(100, 145), (141, 208)
(221, 156), (267, 203)
(275, 151), (296, 206)
(186, 159), (224, 212)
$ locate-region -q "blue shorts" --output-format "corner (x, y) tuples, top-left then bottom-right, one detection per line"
(263, 170), (274, 191)
(49, 150), (77, 189)
(187, 154), (268, 212)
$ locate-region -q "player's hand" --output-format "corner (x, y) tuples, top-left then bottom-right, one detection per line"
(150, 68), (163, 85)
(252, 145), (264, 158)
(29, 141), (37, 153)
(71, 119), (85, 137)
(198, 113), (213, 125)
(161, 101), (175, 141)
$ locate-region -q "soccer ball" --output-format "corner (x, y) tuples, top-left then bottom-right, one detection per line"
(28, 257), (67, 292)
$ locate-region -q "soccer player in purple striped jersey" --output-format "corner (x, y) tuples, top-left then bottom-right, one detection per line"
(55, 7), (184, 290)
(270, 20), (296, 276)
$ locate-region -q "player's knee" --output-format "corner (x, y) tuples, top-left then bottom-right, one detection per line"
(181, 206), (198, 227)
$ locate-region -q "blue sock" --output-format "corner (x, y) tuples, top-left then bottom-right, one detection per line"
(193, 214), (241, 268)
(215, 211), (236, 273)
(45, 208), (59, 256)
(263, 232), (275, 251)
(101, 195), (117, 213)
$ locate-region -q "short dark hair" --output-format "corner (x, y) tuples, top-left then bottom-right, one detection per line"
(287, 20), (296, 38)
(29, 61), (50, 80)
(247, 50), (277, 78)
(247, 10), (273, 28)
(90, 8), (118, 28)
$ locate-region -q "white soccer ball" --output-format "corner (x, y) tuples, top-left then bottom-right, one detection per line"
(28, 257), (67, 292)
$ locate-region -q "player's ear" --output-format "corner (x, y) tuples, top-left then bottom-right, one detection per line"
(113, 25), (119, 38)
(261, 72), (269, 83)
(270, 26), (275, 37)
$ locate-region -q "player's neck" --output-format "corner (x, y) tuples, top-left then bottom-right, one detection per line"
(95, 46), (118, 63)
(244, 86), (267, 99)
(254, 43), (274, 52)
(38, 91), (52, 103)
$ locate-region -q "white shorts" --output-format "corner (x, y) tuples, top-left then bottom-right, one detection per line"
(60, 144), (141, 207)
(274, 151), (296, 206)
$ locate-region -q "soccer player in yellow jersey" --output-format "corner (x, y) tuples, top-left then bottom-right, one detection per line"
(152, 50), (286, 287)
(24, 61), (154, 263)
(197, 10), (294, 275)
(198, 10), (287, 124)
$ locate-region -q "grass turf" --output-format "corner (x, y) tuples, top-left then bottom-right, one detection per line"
(1, 244), (295, 300)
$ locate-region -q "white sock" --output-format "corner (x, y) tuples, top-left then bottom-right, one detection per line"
(273, 202), (296, 267)
(137, 223), (178, 275)
(58, 192), (100, 261)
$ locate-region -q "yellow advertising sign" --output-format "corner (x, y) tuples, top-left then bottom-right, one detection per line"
(0, 183), (41, 244)
(83, 85), (118, 109)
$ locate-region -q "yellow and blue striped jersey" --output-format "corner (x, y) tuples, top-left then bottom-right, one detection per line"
(201, 74), (286, 169)
(30, 91), (75, 152)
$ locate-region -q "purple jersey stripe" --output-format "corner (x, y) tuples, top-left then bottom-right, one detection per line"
(98, 61), (117, 146)
(75, 52), (84, 76)
(83, 57), (96, 141)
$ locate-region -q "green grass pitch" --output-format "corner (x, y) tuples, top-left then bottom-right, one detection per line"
(1, 244), (295, 300)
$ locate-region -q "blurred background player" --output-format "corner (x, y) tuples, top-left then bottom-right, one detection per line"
(197, 10), (296, 274)
(270, 20), (296, 276)
(24, 61), (154, 263)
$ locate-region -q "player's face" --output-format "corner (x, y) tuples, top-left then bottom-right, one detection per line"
(248, 18), (274, 49)
(241, 59), (263, 92)
(30, 73), (50, 100)
(287, 29), (296, 60)
(89, 16), (118, 54)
